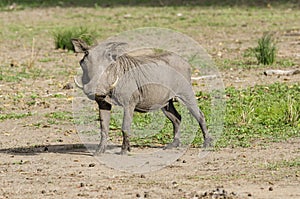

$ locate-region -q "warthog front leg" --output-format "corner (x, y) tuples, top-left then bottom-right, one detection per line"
(120, 106), (134, 155)
(95, 100), (111, 155)
(162, 100), (182, 149)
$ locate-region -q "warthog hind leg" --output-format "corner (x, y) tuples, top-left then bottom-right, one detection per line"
(179, 93), (213, 148)
(162, 100), (182, 149)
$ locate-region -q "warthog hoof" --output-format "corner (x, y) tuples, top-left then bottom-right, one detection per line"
(94, 143), (107, 155)
(120, 141), (131, 155)
(203, 136), (213, 148)
(120, 147), (131, 155)
(164, 138), (180, 150)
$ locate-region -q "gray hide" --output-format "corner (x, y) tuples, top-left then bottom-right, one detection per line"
(72, 38), (212, 155)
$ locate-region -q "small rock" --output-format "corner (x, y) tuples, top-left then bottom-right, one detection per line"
(269, 187), (273, 191)
(10, 60), (19, 67)
(222, 189), (227, 195)
(80, 182), (84, 187)
(136, 193), (140, 197)
(124, 14), (132, 18)
(41, 190), (46, 194)
(182, 160), (186, 163)
(63, 83), (73, 90)
(106, 186), (112, 190)
(144, 191), (149, 198)
(89, 163), (96, 167)
(140, 174), (146, 178)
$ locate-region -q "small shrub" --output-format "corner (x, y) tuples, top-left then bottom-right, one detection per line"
(253, 33), (276, 65)
(53, 27), (95, 51)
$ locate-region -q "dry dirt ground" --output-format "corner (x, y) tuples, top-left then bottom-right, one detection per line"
(0, 6), (299, 199)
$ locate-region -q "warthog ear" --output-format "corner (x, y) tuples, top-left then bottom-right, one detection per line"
(71, 38), (89, 53)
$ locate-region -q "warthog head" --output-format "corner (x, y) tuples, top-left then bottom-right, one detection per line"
(72, 39), (127, 100)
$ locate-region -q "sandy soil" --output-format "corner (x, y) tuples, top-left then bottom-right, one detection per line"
(0, 139), (299, 199)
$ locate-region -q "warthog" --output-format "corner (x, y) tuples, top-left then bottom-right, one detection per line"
(72, 39), (212, 155)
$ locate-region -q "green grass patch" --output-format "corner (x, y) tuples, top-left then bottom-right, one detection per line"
(0, 66), (42, 82)
(216, 83), (300, 148)
(1, 0), (299, 9)
(53, 27), (95, 51)
(0, 112), (32, 121)
(218, 56), (296, 70)
(45, 111), (73, 125)
(265, 158), (300, 170)
(45, 111), (73, 120)
(52, 93), (65, 98)
(250, 33), (277, 65)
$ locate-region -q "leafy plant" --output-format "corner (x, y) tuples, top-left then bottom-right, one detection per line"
(53, 27), (95, 51)
(253, 33), (277, 65)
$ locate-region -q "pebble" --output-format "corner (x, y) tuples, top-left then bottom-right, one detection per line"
(201, 187), (244, 198)
(88, 163), (96, 167)
(140, 174), (146, 178)
(63, 83), (73, 90)
(144, 191), (149, 198)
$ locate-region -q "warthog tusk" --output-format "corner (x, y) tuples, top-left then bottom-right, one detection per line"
(74, 77), (83, 89)
(110, 76), (119, 89)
